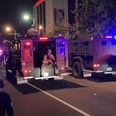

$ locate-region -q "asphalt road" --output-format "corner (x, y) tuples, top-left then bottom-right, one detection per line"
(1, 69), (116, 116)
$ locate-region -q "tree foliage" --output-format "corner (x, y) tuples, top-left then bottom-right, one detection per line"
(72, 0), (116, 38)
(27, 25), (39, 37)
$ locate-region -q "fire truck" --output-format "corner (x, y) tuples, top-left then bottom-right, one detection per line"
(68, 34), (116, 78)
(5, 36), (68, 84)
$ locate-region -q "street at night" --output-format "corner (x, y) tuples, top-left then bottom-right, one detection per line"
(1, 1), (116, 116)
(1, 67), (116, 116)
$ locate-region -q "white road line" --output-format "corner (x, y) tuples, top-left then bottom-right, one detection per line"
(27, 82), (91, 116)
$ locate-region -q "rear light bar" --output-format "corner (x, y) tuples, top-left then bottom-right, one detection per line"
(105, 35), (112, 39)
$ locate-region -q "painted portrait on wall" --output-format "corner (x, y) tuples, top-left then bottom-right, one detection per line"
(54, 8), (65, 27)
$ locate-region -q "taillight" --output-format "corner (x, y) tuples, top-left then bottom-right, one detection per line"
(59, 66), (64, 70)
(93, 64), (99, 67)
(24, 70), (28, 74)
(93, 64), (100, 70)
(23, 69), (32, 74)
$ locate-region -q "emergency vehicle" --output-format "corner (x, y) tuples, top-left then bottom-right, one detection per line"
(68, 34), (116, 78)
(5, 36), (68, 84)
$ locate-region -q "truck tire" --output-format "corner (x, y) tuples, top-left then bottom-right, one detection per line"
(72, 62), (83, 78)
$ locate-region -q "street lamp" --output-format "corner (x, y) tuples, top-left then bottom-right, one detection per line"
(20, 12), (32, 36)
(22, 13), (31, 22)
(38, 25), (43, 35)
(6, 27), (11, 32)
(5, 25), (17, 39)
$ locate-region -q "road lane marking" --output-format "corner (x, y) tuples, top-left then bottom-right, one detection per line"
(27, 82), (91, 116)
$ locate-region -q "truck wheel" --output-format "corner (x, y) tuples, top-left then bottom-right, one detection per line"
(72, 62), (83, 78)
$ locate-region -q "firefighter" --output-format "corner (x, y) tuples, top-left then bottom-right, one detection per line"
(5, 50), (14, 79)
(13, 49), (23, 76)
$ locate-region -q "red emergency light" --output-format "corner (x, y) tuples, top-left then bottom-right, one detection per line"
(93, 64), (100, 68)
(24, 70), (28, 73)
(0, 48), (3, 56)
(39, 36), (48, 40)
(24, 42), (31, 48)
(0, 49), (3, 53)
(25, 42), (31, 46)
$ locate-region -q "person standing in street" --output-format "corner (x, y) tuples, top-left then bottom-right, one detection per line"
(0, 79), (14, 116)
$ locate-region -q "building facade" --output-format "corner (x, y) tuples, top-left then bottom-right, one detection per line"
(33, 0), (69, 36)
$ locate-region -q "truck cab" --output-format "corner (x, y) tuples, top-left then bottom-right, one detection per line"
(68, 34), (116, 78)
(93, 35), (116, 75)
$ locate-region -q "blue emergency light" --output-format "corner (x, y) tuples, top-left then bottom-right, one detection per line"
(104, 34), (116, 40)
(114, 35), (116, 40)
(59, 48), (65, 55)
(111, 35), (116, 45)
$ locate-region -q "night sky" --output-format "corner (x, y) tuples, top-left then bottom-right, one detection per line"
(0, 0), (37, 32)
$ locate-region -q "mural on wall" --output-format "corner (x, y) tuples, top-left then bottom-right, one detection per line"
(54, 8), (65, 27)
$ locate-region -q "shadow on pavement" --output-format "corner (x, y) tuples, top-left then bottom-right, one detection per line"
(29, 79), (85, 90)
(87, 75), (116, 82)
(16, 79), (86, 94)
(6, 72), (86, 94)
(6, 77), (39, 94)
(16, 84), (40, 94)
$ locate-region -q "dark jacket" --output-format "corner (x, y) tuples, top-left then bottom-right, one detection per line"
(0, 92), (14, 116)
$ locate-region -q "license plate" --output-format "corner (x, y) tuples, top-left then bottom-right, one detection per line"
(107, 67), (112, 71)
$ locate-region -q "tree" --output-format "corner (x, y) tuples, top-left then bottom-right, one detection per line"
(47, 22), (70, 38)
(72, 0), (116, 38)
(26, 25), (39, 38)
